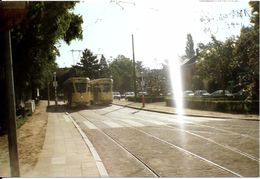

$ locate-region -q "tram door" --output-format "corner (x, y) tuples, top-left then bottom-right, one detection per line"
(93, 85), (100, 104)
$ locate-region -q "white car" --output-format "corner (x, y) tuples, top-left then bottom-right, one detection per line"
(211, 90), (233, 97)
(125, 92), (135, 99)
(183, 90), (194, 97)
(194, 90), (211, 97)
(112, 92), (121, 99)
(137, 92), (148, 96)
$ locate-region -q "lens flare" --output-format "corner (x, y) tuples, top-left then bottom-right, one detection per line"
(168, 57), (184, 121)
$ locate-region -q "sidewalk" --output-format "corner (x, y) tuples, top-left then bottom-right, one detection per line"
(113, 99), (259, 121)
(23, 102), (101, 177)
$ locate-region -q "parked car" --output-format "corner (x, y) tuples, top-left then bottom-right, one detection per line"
(125, 92), (135, 99)
(120, 93), (126, 98)
(233, 89), (246, 97)
(166, 91), (173, 96)
(211, 90), (233, 97)
(137, 92), (148, 96)
(112, 92), (121, 99)
(183, 90), (194, 97)
(194, 90), (211, 97)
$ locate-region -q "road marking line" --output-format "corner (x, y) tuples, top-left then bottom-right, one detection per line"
(119, 119), (144, 127)
(138, 118), (166, 126)
(103, 120), (123, 128)
(83, 121), (98, 129)
(63, 115), (71, 122)
(66, 113), (109, 177)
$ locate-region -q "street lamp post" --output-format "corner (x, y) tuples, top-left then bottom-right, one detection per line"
(141, 72), (145, 108)
(53, 72), (58, 106)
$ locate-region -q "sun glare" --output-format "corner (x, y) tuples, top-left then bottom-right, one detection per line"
(168, 56), (184, 121)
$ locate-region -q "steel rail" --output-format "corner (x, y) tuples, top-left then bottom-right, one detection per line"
(79, 110), (243, 177)
(76, 112), (160, 177)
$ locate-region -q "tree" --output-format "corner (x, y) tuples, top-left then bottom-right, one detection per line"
(10, 1), (83, 100)
(231, 3), (259, 100)
(99, 55), (110, 78)
(144, 68), (166, 96)
(109, 55), (133, 93)
(249, 1), (259, 31)
(184, 34), (195, 60)
(74, 48), (100, 79)
(180, 34), (196, 90)
(192, 1), (259, 99)
(196, 36), (236, 93)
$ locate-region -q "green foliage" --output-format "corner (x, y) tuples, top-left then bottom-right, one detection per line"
(233, 26), (259, 100)
(165, 98), (259, 114)
(249, 1), (259, 31)
(144, 69), (166, 96)
(193, 1), (259, 100)
(74, 48), (101, 79)
(11, 1), (83, 101)
(99, 55), (110, 78)
(109, 55), (134, 92)
(196, 36), (236, 92)
(16, 116), (27, 129)
(128, 96), (165, 103)
(184, 33), (195, 60)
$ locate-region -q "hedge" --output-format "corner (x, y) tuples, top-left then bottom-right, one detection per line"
(165, 97), (259, 114)
(127, 96), (165, 103)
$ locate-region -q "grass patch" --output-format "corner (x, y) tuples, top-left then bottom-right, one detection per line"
(16, 116), (28, 129)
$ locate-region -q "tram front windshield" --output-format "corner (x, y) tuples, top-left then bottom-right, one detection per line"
(75, 83), (86, 93)
(103, 83), (111, 92)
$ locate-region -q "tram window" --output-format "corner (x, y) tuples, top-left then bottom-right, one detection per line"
(75, 83), (86, 93)
(103, 84), (111, 92)
(94, 87), (101, 92)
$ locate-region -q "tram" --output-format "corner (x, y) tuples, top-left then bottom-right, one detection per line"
(64, 77), (113, 107)
(90, 78), (113, 105)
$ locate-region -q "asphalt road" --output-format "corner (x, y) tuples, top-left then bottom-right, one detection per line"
(69, 105), (259, 177)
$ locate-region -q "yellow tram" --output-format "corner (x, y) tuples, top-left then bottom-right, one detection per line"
(90, 78), (113, 105)
(64, 77), (113, 107)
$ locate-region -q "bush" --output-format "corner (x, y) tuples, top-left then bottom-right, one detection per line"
(16, 116), (27, 129)
(165, 97), (259, 114)
(128, 96), (165, 103)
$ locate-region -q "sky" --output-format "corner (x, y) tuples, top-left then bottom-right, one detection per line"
(56, 0), (252, 69)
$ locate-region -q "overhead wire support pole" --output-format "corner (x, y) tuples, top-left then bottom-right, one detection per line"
(70, 49), (82, 65)
(132, 34), (137, 102)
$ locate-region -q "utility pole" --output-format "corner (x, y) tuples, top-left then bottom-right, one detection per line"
(4, 30), (20, 177)
(1, 2), (28, 177)
(47, 81), (50, 106)
(141, 72), (145, 107)
(132, 34), (137, 102)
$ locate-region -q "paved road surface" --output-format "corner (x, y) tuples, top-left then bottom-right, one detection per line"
(69, 105), (259, 177)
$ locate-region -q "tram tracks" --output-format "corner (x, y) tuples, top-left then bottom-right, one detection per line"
(103, 107), (259, 162)
(132, 114), (259, 162)
(75, 112), (160, 177)
(127, 109), (259, 141)
(73, 110), (253, 177)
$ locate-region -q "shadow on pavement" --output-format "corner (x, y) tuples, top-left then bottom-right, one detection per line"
(46, 104), (67, 113)
(47, 103), (117, 113)
(67, 104), (112, 113)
